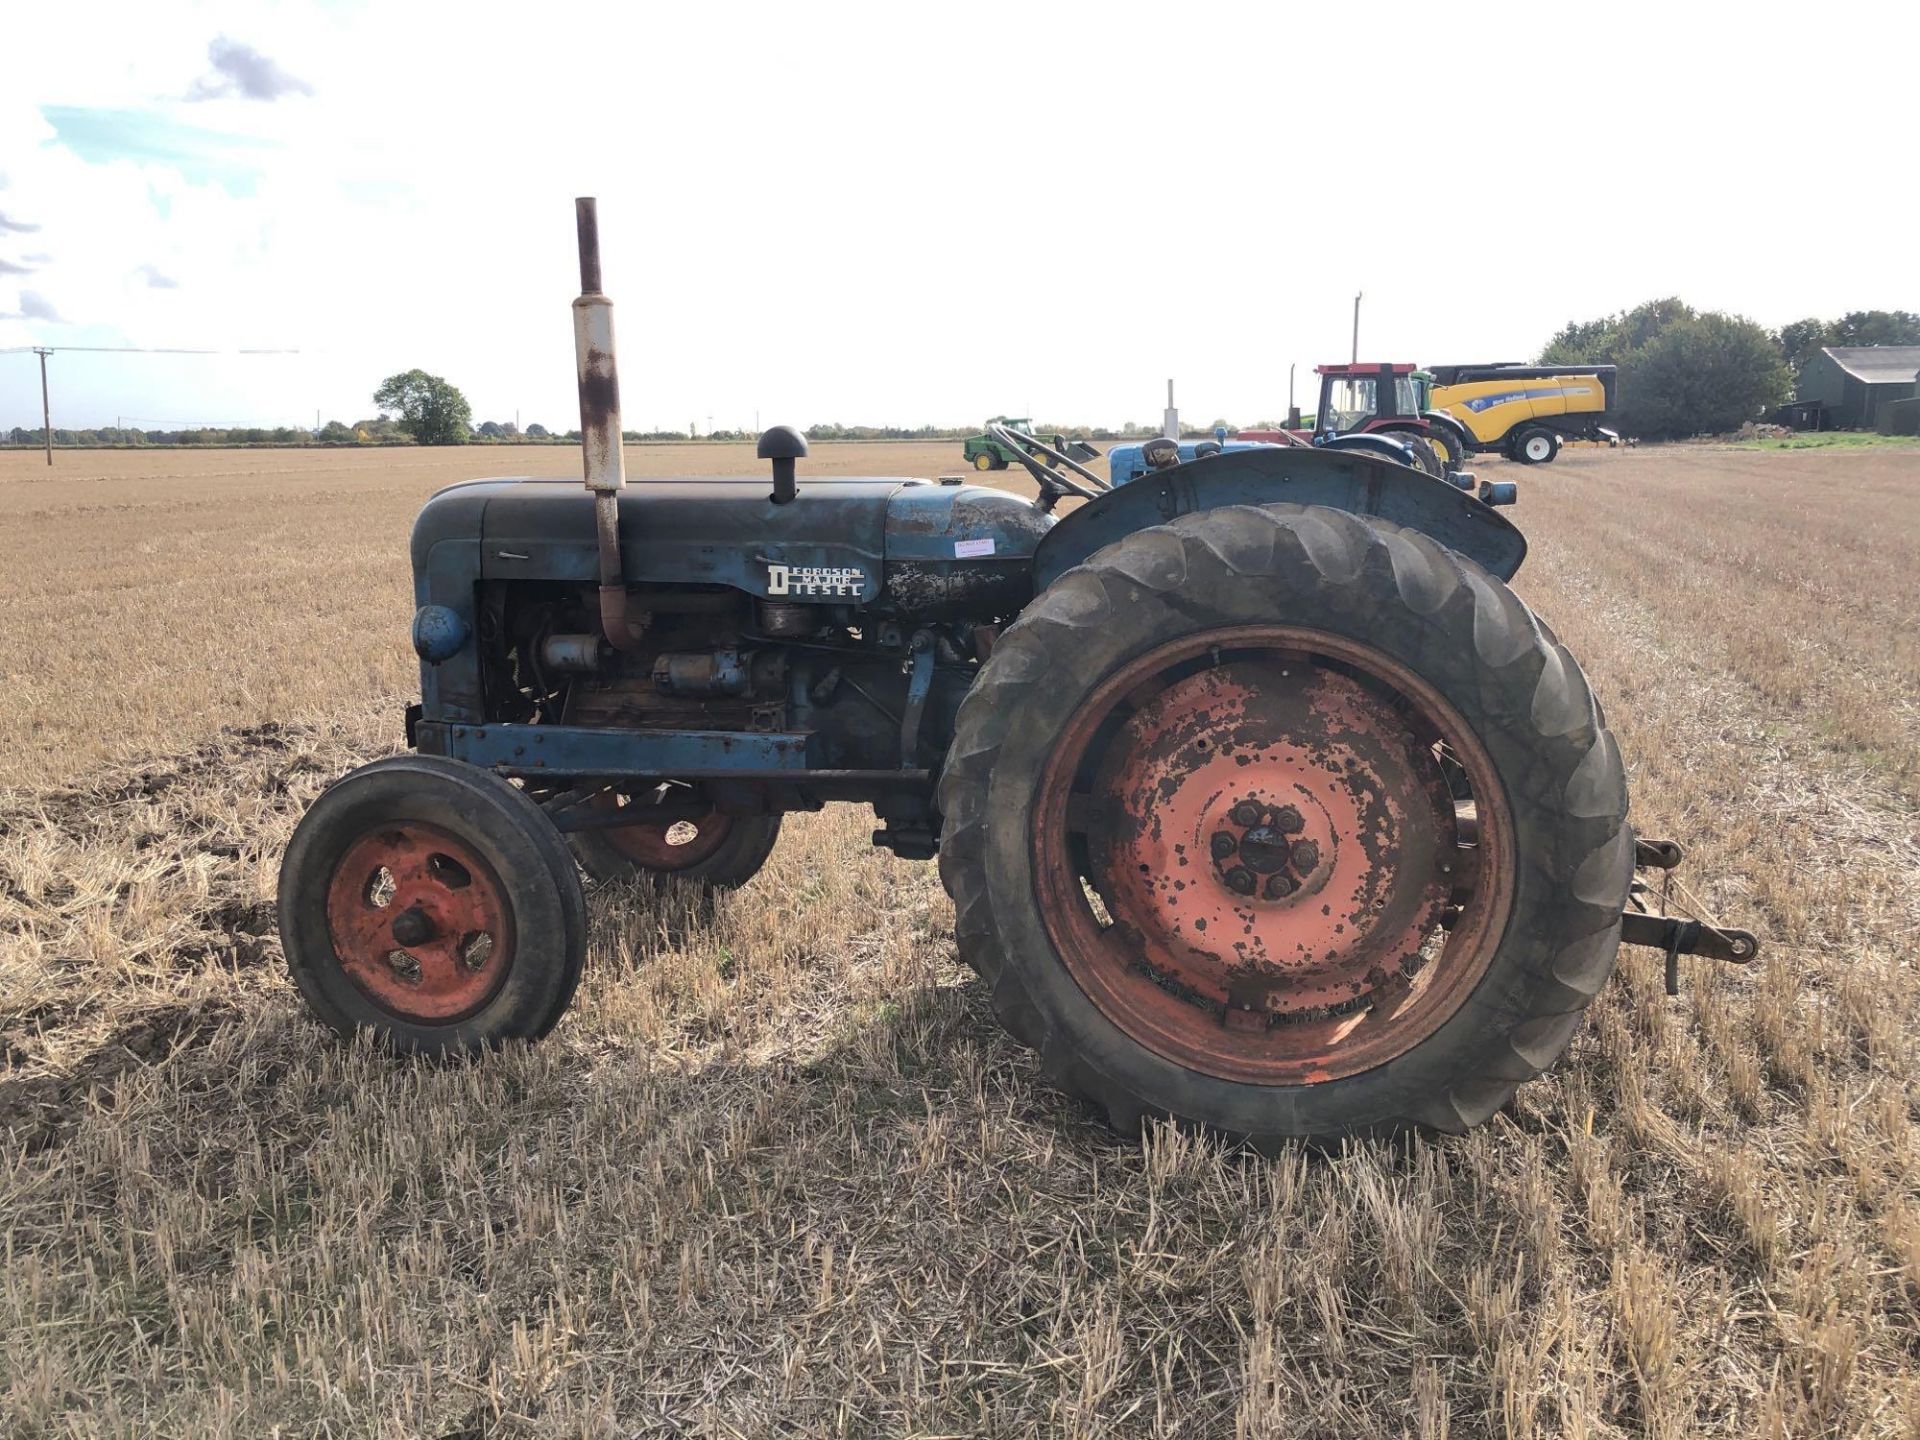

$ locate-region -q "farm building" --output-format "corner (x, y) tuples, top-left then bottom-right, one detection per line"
(1792, 345), (1920, 429)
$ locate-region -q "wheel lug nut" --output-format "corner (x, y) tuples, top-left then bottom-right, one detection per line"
(1230, 801), (1261, 828)
(1276, 805), (1304, 834)
(1226, 866), (1256, 896)
(1264, 872), (1296, 901)
(1210, 831), (1238, 861)
(1290, 839), (1320, 873)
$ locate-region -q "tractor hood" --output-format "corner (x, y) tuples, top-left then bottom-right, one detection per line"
(411, 474), (1053, 613)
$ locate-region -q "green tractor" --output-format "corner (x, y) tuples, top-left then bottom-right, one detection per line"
(963, 417), (1099, 472)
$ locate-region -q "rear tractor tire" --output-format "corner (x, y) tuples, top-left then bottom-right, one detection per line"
(278, 755), (588, 1054)
(567, 792), (781, 890)
(937, 503), (1632, 1145)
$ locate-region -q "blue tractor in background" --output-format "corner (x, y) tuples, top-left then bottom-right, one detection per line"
(1102, 423), (1516, 509)
(274, 200), (1754, 1149)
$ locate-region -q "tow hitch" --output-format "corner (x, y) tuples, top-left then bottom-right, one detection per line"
(1620, 837), (1761, 994)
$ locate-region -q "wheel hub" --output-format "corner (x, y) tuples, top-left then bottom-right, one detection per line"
(1208, 796), (1323, 899)
(1088, 659), (1455, 1022)
(324, 823), (514, 1023)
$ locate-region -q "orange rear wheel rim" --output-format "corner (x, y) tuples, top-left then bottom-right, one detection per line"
(1032, 627), (1514, 1085)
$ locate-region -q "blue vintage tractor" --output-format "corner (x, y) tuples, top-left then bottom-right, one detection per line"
(276, 200), (1755, 1146)
(1103, 427), (1515, 507)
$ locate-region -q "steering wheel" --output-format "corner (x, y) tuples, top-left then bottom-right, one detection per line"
(985, 423), (1109, 507)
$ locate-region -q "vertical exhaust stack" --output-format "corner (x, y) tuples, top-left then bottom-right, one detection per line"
(573, 197), (641, 649)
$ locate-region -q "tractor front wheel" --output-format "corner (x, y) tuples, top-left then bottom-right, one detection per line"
(973, 451), (996, 472)
(1425, 426), (1469, 474)
(278, 755), (588, 1053)
(938, 504), (1632, 1144)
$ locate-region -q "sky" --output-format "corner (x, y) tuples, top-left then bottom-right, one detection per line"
(2, 0), (1916, 436)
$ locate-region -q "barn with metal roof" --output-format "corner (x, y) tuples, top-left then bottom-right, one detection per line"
(1794, 346), (1920, 429)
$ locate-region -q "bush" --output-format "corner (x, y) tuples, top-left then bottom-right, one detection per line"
(1540, 300), (1788, 440)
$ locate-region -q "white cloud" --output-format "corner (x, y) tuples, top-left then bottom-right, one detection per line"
(186, 37), (313, 102)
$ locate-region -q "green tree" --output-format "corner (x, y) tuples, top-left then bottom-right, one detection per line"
(1779, 317), (1831, 377)
(1615, 314), (1789, 439)
(1833, 309), (1920, 347)
(1540, 297), (1695, 368)
(1779, 310), (1920, 378)
(373, 369), (472, 445)
(1539, 299), (1786, 439)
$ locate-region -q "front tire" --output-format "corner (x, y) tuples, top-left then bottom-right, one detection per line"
(278, 756), (588, 1053)
(1425, 425), (1469, 473)
(937, 504), (1631, 1145)
(973, 451), (996, 472)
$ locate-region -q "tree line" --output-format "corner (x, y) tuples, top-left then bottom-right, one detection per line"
(1539, 303), (1920, 440)
(13, 316), (1916, 453)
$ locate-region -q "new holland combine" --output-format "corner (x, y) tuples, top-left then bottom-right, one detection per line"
(1426, 363), (1620, 464)
(275, 201), (1756, 1147)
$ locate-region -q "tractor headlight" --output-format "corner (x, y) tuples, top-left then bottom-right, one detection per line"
(411, 605), (471, 663)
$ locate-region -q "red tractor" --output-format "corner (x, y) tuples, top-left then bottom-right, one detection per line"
(1239, 363), (1473, 476)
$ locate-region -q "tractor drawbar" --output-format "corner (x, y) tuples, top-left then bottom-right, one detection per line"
(572, 196), (641, 650)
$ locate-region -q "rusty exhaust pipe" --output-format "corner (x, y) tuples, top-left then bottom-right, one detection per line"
(573, 197), (642, 649)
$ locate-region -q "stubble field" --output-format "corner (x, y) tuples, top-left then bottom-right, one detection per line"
(2, 440), (1918, 1437)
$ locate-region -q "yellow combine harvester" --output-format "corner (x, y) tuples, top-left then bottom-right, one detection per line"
(1425, 364), (1618, 465)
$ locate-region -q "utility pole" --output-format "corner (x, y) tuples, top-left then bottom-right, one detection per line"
(1351, 292), (1363, 365)
(36, 347), (52, 466)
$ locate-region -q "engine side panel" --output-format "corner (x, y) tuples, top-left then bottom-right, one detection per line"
(882, 482), (1054, 617)
(1033, 447), (1527, 587)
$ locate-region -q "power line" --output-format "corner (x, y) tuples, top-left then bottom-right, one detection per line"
(1, 345), (298, 355)
(2, 343), (301, 465)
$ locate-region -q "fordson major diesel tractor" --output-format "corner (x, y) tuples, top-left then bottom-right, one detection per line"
(276, 200), (1756, 1147)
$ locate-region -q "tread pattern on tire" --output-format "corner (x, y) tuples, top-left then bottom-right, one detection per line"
(937, 503), (1632, 1144)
